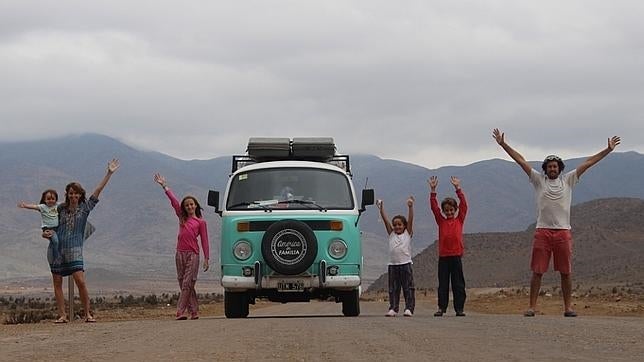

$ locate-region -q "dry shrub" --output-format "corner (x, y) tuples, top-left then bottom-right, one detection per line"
(4, 309), (56, 325)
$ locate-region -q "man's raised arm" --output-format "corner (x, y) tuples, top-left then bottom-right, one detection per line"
(493, 128), (531, 176)
(576, 136), (621, 178)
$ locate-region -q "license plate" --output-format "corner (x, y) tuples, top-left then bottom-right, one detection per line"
(277, 280), (305, 292)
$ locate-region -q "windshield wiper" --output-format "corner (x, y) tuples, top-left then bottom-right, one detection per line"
(227, 201), (272, 212)
(280, 199), (327, 212)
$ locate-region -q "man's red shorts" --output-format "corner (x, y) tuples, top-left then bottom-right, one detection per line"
(530, 228), (573, 274)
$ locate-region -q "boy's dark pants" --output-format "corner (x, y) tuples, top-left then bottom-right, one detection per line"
(437, 256), (466, 312)
(388, 263), (415, 313)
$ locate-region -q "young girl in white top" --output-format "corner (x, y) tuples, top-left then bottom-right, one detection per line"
(18, 189), (62, 264)
(377, 196), (415, 317)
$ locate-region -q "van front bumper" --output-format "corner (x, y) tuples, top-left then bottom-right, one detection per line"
(221, 275), (360, 291)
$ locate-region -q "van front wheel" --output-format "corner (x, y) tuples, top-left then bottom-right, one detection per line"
(225, 291), (249, 318)
(341, 289), (360, 317)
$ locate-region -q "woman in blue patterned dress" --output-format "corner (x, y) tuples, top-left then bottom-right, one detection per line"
(43, 159), (119, 323)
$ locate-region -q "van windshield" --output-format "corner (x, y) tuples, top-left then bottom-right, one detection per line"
(227, 168), (354, 210)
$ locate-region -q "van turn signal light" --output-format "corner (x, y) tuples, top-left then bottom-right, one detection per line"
(330, 220), (343, 231)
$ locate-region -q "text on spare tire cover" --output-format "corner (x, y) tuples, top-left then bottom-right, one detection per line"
(271, 229), (308, 265)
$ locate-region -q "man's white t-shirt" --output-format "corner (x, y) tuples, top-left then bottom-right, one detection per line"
(529, 169), (579, 230)
(388, 230), (412, 265)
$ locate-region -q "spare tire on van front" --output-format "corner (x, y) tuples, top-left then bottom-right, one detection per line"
(261, 219), (318, 275)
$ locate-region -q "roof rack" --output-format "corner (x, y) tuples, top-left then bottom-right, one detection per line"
(231, 137), (351, 174)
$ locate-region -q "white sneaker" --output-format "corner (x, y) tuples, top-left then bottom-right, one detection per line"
(404, 309), (413, 317)
(385, 309), (396, 317)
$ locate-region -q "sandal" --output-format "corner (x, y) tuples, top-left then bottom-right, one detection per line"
(190, 315), (199, 320)
(54, 316), (69, 324)
(564, 311), (577, 317)
(85, 316), (97, 323)
(176, 315), (188, 320)
(523, 309), (536, 317)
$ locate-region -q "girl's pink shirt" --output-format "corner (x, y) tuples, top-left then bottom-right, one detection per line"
(165, 189), (210, 259)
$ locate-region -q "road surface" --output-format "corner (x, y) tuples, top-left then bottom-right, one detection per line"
(1, 301), (642, 361)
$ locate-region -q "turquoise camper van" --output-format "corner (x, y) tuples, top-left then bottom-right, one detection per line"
(208, 138), (374, 318)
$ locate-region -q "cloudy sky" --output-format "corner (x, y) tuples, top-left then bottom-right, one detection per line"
(1, 1), (642, 168)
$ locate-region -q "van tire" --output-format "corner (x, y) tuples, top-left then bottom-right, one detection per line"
(342, 288), (360, 317)
(261, 219), (318, 275)
(225, 291), (249, 318)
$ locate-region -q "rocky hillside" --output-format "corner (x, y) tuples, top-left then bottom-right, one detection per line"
(367, 198), (644, 291)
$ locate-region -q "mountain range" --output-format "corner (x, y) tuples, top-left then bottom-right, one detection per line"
(1, 134), (643, 286)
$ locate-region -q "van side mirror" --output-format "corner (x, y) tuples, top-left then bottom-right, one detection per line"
(356, 189), (375, 226)
(360, 189), (374, 210)
(208, 190), (222, 216)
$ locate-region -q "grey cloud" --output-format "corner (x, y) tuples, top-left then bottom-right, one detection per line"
(0, 1), (642, 167)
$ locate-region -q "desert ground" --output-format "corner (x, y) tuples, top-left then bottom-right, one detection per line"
(1, 285), (642, 361)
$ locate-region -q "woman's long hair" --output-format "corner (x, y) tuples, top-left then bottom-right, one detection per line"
(63, 182), (86, 208)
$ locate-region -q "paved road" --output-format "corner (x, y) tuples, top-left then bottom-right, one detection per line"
(1, 301), (642, 361)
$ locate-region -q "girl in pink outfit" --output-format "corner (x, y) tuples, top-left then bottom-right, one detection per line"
(154, 173), (210, 320)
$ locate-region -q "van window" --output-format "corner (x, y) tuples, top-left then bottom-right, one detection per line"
(227, 168), (354, 210)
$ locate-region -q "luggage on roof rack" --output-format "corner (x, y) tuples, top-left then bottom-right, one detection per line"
(246, 137), (336, 161)
(232, 137), (348, 174)
(247, 138), (291, 160)
(292, 137), (335, 160)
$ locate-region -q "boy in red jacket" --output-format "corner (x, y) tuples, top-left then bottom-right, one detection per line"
(428, 176), (468, 317)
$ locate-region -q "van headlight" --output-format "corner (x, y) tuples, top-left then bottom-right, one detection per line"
(328, 239), (347, 259)
(233, 240), (252, 260)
